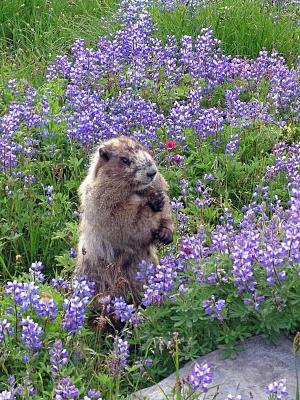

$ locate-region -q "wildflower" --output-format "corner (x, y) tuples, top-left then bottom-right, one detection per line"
(53, 377), (79, 400)
(266, 379), (288, 399)
(187, 361), (213, 393)
(33, 296), (58, 320)
(30, 261), (44, 271)
(7, 376), (15, 388)
(165, 140), (176, 150)
(62, 275), (95, 334)
(22, 354), (30, 363)
(141, 259), (177, 306)
(87, 389), (102, 399)
(51, 277), (71, 290)
(202, 296), (226, 321)
(62, 296), (86, 334)
(5, 281), (39, 311)
(71, 275), (95, 304)
(111, 296), (143, 325)
(225, 134), (240, 156)
(69, 248), (77, 258)
(20, 317), (43, 352)
(171, 154), (184, 164)
(45, 185), (54, 196)
(0, 390), (14, 400)
(110, 337), (130, 374)
(29, 261), (45, 282)
(143, 358), (153, 368)
(203, 173), (214, 181)
(0, 320), (13, 343)
(49, 339), (69, 377)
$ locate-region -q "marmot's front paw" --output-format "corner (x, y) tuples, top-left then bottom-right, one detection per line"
(148, 190), (165, 212)
(154, 226), (173, 245)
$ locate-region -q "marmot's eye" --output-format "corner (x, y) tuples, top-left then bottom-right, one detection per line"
(121, 157), (131, 166)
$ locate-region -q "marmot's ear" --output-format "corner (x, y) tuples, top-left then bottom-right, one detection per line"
(99, 146), (111, 162)
(147, 149), (155, 158)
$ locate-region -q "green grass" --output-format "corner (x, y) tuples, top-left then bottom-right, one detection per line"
(151, 0), (300, 65)
(0, 0), (119, 84)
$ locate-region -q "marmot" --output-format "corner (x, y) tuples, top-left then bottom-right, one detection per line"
(75, 136), (174, 306)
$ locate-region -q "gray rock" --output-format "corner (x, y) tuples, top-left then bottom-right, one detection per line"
(132, 335), (300, 400)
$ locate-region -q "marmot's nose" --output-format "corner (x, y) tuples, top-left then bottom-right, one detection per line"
(147, 169), (157, 178)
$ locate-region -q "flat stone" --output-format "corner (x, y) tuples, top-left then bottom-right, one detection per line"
(132, 335), (299, 399)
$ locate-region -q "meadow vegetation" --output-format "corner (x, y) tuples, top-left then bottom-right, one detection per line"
(0, 0), (300, 399)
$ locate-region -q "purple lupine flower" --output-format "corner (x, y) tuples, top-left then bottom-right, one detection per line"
(49, 339), (69, 377)
(187, 361), (213, 393)
(53, 377), (79, 399)
(51, 277), (71, 290)
(16, 375), (36, 397)
(45, 186), (54, 203)
(69, 248), (77, 258)
(22, 354), (30, 363)
(87, 389), (102, 399)
(143, 358), (153, 368)
(178, 284), (188, 293)
(140, 258), (178, 306)
(111, 296), (143, 325)
(266, 379), (288, 399)
(5, 281), (39, 311)
(62, 275), (95, 334)
(29, 261), (45, 283)
(7, 376), (15, 388)
(0, 390), (14, 400)
(30, 261), (44, 271)
(225, 134), (240, 156)
(202, 296), (226, 321)
(203, 173), (215, 181)
(0, 320), (13, 343)
(180, 227), (208, 260)
(71, 275), (95, 304)
(33, 297), (58, 320)
(230, 226), (259, 294)
(171, 154), (184, 164)
(20, 317), (43, 352)
(243, 291), (265, 311)
(7, 78), (19, 95)
(62, 296), (86, 334)
(171, 199), (185, 211)
(179, 178), (189, 196)
(110, 337), (130, 374)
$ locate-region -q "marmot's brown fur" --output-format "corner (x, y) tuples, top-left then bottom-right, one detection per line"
(75, 136), (174, 306)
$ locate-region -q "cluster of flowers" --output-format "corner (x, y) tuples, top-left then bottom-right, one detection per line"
(0, 84), (51, 172)
(0, 0), (299, 173)
(0, 373), (102, 400)
(46, 25), (299, 148)
(0, 261), (138, 398)
(3, 262), (94, 350)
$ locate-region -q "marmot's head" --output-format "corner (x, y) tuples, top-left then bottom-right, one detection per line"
(94, 136), (158, 190)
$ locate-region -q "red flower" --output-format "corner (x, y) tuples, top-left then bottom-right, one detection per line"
(165, 140), (176, 151)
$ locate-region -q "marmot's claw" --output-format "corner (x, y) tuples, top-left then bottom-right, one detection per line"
(155, 226), (173, 245)
(148, 190), (165, 212)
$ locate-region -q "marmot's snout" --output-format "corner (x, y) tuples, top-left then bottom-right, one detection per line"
(147, 167), (157, 179)
(134, 151), (158, 189)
